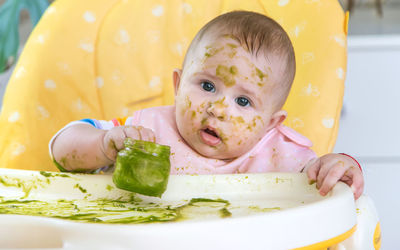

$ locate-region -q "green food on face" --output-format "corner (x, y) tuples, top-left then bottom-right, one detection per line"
(229, 65), (238, 75)
(216, 65), (237, 87)
(204, 46), (224, 58)
(231, 116), (245, 125)
(255, 67), (267, 81)
(227, 43), (238, 49)
(113, 139), (171, 197)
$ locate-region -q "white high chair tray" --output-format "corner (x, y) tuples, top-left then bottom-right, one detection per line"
(0, 168), (356, 249)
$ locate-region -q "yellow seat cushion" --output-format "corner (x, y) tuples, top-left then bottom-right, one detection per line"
(0, 0), (348, 171)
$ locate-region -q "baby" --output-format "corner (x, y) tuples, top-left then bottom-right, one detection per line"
(51, 11), (363, 199)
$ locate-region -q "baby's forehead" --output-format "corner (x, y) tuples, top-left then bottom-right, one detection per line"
(192, 37), (273, 80)
(196, 35), (245, 58)
(192, 37), (259, 68)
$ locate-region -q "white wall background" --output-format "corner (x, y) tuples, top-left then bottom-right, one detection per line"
(334, 35), (400, 249)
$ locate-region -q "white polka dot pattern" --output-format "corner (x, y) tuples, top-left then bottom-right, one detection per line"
(149, 76), (161, 88)
(44, 79), (56, 89)
(83, 11), (96, 23)
(8, 112), (20, 123)
(322, 118), (335, 129)
(302, 83), (320, 97)
(79, 41), (94, 52)
(14, 67), (26, 78)
(336, 67), (344, 80)
(37, 34), (45, 44)
(115, 29), (130, 45)
(302, 52), (315, 64)
(152, 5), (164, 17)
(11, 143), (26, 156)
(37, 106), (50, 119)
(182, 3), (192, 14)
(278, 0), (290, 7)
(95, 77), (104, 88)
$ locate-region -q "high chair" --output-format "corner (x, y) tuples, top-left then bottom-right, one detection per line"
(0, 0), (380, 249)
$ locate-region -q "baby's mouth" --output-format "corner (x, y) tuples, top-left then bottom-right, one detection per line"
(200, 127), (221, 146)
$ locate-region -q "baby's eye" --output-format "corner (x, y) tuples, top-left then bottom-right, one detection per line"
(235, 97), (250, 107)
(201, 81), (215, 93)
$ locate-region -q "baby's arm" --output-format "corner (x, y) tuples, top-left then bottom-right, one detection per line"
(52, 123), (155, 172)
(303, 153), (364, 199)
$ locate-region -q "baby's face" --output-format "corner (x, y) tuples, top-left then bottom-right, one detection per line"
(174, 36), (287, 160)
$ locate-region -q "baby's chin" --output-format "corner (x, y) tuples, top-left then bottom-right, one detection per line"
(193, 147), (236, 162)
(185, 137), (240, 161)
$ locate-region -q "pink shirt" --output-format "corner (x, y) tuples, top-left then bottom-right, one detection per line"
(130, 106), (316, 174)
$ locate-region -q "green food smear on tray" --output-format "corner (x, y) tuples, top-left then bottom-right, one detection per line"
(0, 196), (231, 224)
(40, 171), (71, 178)
(113, 139), (171, 197)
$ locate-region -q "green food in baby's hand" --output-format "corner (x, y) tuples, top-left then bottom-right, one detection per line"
(112, 138), (171, 197)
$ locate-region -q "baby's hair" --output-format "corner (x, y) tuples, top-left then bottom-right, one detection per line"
(183, 10), (296, 109)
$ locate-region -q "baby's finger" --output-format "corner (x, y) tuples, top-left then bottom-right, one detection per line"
(318, 163), (348, 196)
(139, 128), (156, 142)
(305, 158), (320, 184)
(317, 159), (346, 189)
(110, 127), (128, 151)
(347, 167), (364, 199)
(124, 126), (141, 141)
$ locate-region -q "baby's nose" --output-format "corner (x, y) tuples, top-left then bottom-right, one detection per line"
(206, 100), (227, 121)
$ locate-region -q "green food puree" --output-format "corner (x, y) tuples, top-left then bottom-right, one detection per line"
(113, 139), (171, 197)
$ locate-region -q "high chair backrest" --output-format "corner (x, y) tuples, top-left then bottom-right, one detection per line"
(0, 0), (348, 171)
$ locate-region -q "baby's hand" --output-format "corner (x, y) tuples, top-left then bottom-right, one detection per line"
(305, 153), (364, 199)
(102, 126), (156, 161)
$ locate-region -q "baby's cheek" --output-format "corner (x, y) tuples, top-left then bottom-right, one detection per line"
(231, 115), (264, 132)
(228, 119), (250, 142)
(175, 98), (186, 117)
(190, 112), (199, 133)
(178, 96), (192, 116)
(242, 116), (262, 132)
(250, 116), (265, 133)
(230, 115), (265, 145)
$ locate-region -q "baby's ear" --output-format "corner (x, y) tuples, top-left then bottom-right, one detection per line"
(172, 69), (182, 95)
(266, 110), (287, 131)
